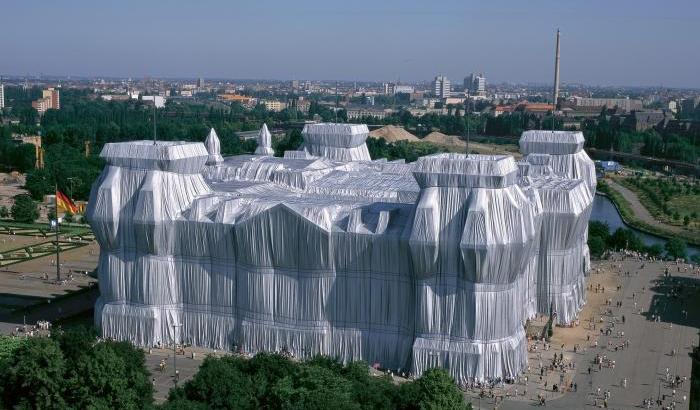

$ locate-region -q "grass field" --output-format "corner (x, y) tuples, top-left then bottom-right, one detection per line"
(667, 195), (700, 219)
(597, 180), (700, 246)
(616, 176), (700, 231)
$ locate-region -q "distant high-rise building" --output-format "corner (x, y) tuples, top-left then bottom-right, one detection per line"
(42, 88), (60, 109)
(32, 87), (60, 114)
(197, 77), (205, 88)
(433, 75), (451, 98)
(0, 81), (4, 109)
(464, 73), (486, 96)
(383, 83), (414, 95)
(291, 80), (300, 89)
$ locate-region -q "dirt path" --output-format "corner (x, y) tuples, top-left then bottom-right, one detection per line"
(605, 179), (683, 234)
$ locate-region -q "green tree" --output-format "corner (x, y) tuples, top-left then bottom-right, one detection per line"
(0, 335), (27, 364)
(12, 143), (38, 172)
(273, 130), (303, 157)
(0, 337), (67, 409)
(271, 364), (358, 410)
(608, 228), (643, 251)
(63, 340), (154, 409)
(11, 194), (39, 223)
(179, 356), (258, 410)
(25, 167), (53, 200)
(63, 211), (74, 223)
(397, 368), (471, 410)
(588, 235), (606, 259)
(645, 243), (664, 258)
(0, 205), (8, 218)
(665, 238), (687, 260)
(588, 221), (610, 242)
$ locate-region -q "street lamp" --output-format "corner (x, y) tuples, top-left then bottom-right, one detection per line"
(66, 177), (80, 203)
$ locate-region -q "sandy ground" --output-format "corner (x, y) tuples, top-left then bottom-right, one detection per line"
(0, 173), (27, 209)
(369, 125), (419, 143)
(0, 173), (53, 221)
(421, 131), (522, 159)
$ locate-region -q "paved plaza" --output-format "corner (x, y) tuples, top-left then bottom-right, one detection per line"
(470, 253), (698, 409)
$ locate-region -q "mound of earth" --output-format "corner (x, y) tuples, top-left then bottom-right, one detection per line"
(422, 132), (522, 158)
(423, 131), (466, 147)
(369, 125), (419, 143)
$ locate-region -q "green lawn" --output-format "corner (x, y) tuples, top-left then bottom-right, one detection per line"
(0, 220), (90, 236)
(667, 195), (700, 219)
(617, 176), (700, 231)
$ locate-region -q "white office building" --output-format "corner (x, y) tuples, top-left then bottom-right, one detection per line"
(433, 75), (451, 98)
(465, 73), (486, 96)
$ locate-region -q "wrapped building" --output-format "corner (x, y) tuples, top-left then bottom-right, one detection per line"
(87, 124), (594, 382)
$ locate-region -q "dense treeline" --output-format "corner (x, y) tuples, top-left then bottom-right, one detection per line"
(0, 327), (153, 409)
(3, 86), (696, 207)
(582, 116), (697, 164)
(0, 88), (462, 204)
(0, 127), (37, 172)
(366, 137), (448, 162)
(587, 220), (689, 261)
(0, 329), (472, 409)
(163, 354), (471, 410)
(0, 88), (276, 202)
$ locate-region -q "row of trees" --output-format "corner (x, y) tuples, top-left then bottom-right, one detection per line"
(587, 220), (688, 260)
(366, 137), (448, 162)
(163, 354), (471, 410)
(623, 176), (698, 225)
(582, 115), (698, 164)
(0, 327), (153, 409)
(0, 328), (471, 410)
(0, 127), (37, 173)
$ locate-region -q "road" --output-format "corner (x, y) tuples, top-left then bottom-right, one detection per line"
(605, 179), (683, 235)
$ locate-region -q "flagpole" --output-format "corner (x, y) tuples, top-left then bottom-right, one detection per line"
(55, 184), (60, 282)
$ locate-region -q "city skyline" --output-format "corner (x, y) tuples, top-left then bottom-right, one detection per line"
(1, 0), (699, 88)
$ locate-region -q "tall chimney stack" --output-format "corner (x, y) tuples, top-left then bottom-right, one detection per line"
(553, 29), (561, 108)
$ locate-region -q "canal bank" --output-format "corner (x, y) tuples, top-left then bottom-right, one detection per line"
(591, 194), (699, 259)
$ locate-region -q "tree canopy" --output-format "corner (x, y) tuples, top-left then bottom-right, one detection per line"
(0, 328), (153, 410)
(11, 194), (39, 223)
(164, 353), (471, 410)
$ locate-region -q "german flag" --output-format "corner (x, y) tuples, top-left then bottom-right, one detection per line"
(56, 190), (78, 214)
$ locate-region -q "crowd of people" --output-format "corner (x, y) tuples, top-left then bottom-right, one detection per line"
(462, 250), (695, 408)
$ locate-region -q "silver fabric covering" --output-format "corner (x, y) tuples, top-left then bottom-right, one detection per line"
(88, 126), (594, 382)
(204, 129), (224, 165)
(520, 131), (596, 323)
(301, 123), (371, 162)
(254, 123), (274, 156)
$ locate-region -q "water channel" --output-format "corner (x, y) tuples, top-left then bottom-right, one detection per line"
(590, 194), (699, 259)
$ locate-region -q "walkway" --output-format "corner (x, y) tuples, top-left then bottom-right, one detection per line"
(492, 255), (697, 409)
(605, 179), (682, 234)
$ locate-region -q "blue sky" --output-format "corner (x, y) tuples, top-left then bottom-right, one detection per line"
(1, 0), (698, 87)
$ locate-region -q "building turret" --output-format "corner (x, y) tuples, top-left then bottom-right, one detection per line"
(205, 128), (224, 165)
(255, 123), (274, 156)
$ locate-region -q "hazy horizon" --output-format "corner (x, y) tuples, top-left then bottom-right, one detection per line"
(2, 0), (699, 88)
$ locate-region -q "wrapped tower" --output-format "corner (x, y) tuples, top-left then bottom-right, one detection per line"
(520, 131), (596, 323)
(409, 154), (540, 382)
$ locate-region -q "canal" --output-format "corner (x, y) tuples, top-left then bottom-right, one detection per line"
(590, 194), (699, 259)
